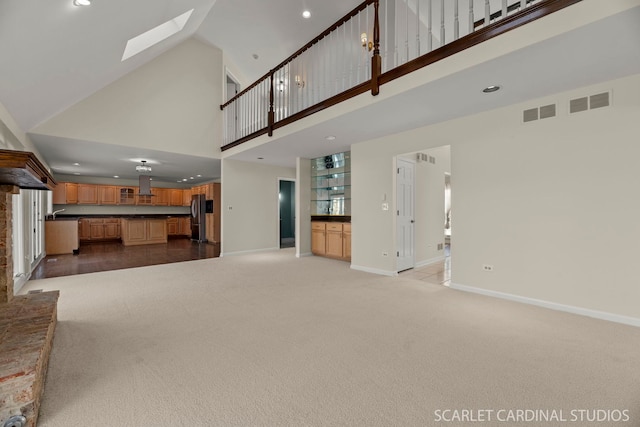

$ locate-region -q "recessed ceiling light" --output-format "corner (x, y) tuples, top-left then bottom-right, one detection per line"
(73, 162), (80, 166)
(196, 174), (202, 177)
(302, 10), (311, 19)
(482, 85), (501, 93)
(73, 172), (81, 175)
(113, 175), (119, 178)
(325, 135), (336, 141)
(73, 0), (91, 6)
(182, 179), (188, 181)
(190, 177), (194, 180)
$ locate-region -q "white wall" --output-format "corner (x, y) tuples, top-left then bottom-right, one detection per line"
(32, 38), (224, 158)
(352, 73), (640, 320)
(221, 159), (295, 255)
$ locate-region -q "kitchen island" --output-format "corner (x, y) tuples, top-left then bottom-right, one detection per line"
(120, 218), (168, 246)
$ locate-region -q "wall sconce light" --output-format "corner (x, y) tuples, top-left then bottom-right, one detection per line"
(361, 33), (373, 51)
(294, 75), (305, 89)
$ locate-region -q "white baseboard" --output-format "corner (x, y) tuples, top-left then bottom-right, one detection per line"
(221, 247), (280, 257)
(449, 282), (640, 328)
(415, 255), (446, 269)
(296, 252), (313, 258)
(350, 264), (398, 277)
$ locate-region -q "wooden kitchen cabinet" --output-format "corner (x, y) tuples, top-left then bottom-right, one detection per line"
(52, 182), (78, 204)
(167, 217), (179, 235)
(118, 187), (136, 205)
(121, 218), (167, 246)
(89, 219), (105, 240)
(179, 217), (191, 236)
(104, 219), (120, 239)
(77, 184), (98, 204)
(182, 189), (192, 206)
(78, 218), (91, 240)
(311, 221), (351, 261)
(152, 188), (169, 206)
(311, 222), (326, 255)
(99, 185), (118, 205)
(169, 189), (183, 206)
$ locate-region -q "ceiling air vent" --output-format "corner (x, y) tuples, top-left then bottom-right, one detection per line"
(570, 91), (611, 114)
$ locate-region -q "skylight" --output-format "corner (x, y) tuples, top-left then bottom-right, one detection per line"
(122, 9), (194, 61)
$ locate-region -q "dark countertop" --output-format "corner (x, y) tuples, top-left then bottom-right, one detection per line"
(311, 215), (351, 223)
(48, 214), (190, 221)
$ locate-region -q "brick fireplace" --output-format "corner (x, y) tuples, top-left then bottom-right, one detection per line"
(0, 149), (58, 427)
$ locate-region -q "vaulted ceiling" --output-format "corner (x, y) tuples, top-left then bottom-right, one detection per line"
(1, 0), (639, 183)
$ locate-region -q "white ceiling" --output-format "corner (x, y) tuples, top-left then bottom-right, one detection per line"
(0, 1), (639, 182)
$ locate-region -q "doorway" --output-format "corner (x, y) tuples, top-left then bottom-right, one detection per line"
(225, 71), (241, 143)
(279, 179), (295, 249)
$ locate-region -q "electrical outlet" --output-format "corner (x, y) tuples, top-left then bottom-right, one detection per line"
(382, 252), (388, 257)
(482, 264), (494, 272)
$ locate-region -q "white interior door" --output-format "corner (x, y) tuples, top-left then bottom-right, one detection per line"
(396, 158), (415, 272)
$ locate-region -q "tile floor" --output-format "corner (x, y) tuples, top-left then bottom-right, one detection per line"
(400, 244), (451, 286)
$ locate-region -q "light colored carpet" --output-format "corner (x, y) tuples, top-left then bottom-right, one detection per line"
(22, 249), (640, 426)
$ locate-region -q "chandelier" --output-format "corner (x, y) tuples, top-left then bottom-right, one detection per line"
(136, 160), (152, 173)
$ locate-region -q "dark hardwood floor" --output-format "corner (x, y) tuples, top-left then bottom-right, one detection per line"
(32, 237), (220, 279)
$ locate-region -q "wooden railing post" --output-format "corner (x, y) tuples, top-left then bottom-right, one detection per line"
(371, 0), (381, 96)
(268, 72), (275, 136)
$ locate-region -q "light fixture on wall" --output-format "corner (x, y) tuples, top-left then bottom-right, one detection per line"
(294, 75), (305, 88)
(73, 0), (91, 6)
(361, 33), (373, 51)
(136, 160), (152, 173)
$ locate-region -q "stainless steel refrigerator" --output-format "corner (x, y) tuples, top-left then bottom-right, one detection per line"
(191, 194), (207, 242)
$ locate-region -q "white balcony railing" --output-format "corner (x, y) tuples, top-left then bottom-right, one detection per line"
(221, 0), (551, 148)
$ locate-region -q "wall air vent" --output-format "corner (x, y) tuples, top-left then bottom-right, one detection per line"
(523, 104), (556, 123)
(570, 91), (611, 114)
(590, 92), (610, 109)
(523, 108), (538, 123)
(539, 104), (556, 119)
(570, 97), (589, 114)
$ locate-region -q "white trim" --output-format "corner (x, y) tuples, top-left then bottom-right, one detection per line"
(221, 247), (280, 257)
(449, 282), (640, 328)
(350, 264), (398, 277)
(297, 252), (313, 258)
(415, 255), (446, 269)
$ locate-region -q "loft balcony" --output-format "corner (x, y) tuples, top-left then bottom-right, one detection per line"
(220, 0), (581, 151)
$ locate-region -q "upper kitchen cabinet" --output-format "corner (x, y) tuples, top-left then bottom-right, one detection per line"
(98, 185), (118, 205)
(52, 182), (78, 204)
(182, 188), (192, 206)
(152, 188), (169, 206)
(77, 184), (98, 204)
(169, 189), (183, 206)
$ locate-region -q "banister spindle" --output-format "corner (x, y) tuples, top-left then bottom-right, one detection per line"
(520, 0), (526, 10)
(468, 0), (474, 33)
(268, 72), (274, 137)
(440, 0), (445, 47)
(427, 0), (433, 52)
(502, 0), (508, 20)
(371, 0), (381, 96)
(454, 0), (459, 40)
(485, 0), (490, 27)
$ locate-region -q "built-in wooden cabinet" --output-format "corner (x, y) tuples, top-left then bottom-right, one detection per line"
(182, 189), (192, 206)
(99, 186), (118, 205)
(79, 218), (121, 241)
(169, 189), (183, 206)
(52, 182), (78, 204)
(119, 187), (136, 205)
(311, 221), (351, 261)
(121, 218), (167, 246)
(77, 184), (98, 204)
(152, 188), (169, 206)
(179, 217), (191, 236)
(167, 217), (179, 235)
